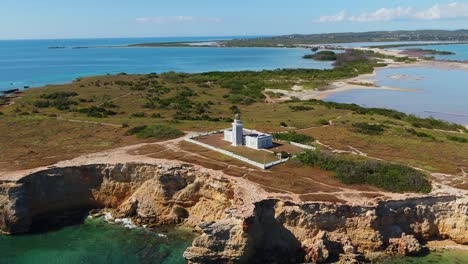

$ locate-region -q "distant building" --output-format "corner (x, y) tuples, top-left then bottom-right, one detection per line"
(224, 114), (273, 150)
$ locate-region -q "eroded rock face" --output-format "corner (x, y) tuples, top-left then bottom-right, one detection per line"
(0, 163), (234, 234)
(387, 233), (422, 256)
(185, 198), (468, 263)
(1, 163), (467, 264)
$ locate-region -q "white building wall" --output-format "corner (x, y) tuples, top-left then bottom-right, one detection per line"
(245, 136), (259, 149)
(232, 120), (243, 146)
(224, 130), (232, 142)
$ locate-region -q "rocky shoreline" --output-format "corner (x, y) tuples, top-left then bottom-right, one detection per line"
(1, 162), (467, 263)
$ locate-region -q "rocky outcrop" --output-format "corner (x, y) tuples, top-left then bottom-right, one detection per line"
(185, 197), (468, 263)
(0, 163), (234, 234)
(1, 162), (467, 263)
(387, 233), (422, 256)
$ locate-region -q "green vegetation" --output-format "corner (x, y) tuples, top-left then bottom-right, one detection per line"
(273, 131), (314, 144)
(0, 97), (9, 106)
(316, 119), (329, 125)
(409, 48), (455, 55)
(406, 128), (435, 140)
(447, 135), (467, 143)
(130, 112), (146, 118)
(296, 149), (432, 193)
(2, 48), (466, 177)
(352, 123), (386, 135)
(304, 99), (467, 132)
(304, 50), (337, 61)
(125, 125), (184, 139)
(35, 91), (79, 110)
(77, 106), (117, 118)
(288, 105), (314, 112)
(406, 116), (465, 131)
(221, 30), (468, 47)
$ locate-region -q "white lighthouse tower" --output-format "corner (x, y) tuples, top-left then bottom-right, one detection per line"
(232, 114), (244, 146)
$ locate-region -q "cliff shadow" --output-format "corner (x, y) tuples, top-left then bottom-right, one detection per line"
(245, 199), (306, 264)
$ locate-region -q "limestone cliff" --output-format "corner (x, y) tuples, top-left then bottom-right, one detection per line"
(185, 197), (468, 263)
(0, 163), (234, 234)
(1, 162), (467, 263)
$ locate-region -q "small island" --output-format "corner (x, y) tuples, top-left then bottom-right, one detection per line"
(303, 50), (337, 61)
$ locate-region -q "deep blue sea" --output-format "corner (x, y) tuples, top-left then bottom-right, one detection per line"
(0, 37), (332, 91)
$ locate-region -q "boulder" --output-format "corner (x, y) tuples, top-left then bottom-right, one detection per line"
(387, 233), (422, 256)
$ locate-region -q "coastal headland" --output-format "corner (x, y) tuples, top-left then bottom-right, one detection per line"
(1, 42), (468, 263)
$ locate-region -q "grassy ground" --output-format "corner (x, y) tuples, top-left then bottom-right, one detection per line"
(0, 67), (466, 193)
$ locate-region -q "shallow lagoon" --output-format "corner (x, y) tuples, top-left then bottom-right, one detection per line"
(326, 66), (468, 125)
(392, 43), (468, 61)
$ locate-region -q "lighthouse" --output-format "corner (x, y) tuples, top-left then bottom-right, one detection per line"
(232, 113), (243, 146)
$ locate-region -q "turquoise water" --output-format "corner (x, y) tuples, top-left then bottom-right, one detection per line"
(379, 250), (468, 264)
(326, 66), (468, 125)
(0, 217), (196, 264)
(1, 217), (467, 264)
(0, 37), (332, 91)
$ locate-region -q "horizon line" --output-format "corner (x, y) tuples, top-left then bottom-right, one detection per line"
(1, 28), (467, 41)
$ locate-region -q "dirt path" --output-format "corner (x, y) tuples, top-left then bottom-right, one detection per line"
(262, 91), (276, 104)
(96, 92), (133, 107)
(56, 116), (121, 128)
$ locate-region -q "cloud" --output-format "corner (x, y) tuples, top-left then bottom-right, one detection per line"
(135, 16), (223, 25)
(318, 2), (468, 23)
(319, 11), (347, 22)
(349, 7), (414, 22)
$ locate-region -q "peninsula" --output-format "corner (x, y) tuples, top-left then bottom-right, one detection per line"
(1, 43), (467, 263)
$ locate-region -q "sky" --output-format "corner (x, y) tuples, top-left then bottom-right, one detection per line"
(1, 0), (468, 40)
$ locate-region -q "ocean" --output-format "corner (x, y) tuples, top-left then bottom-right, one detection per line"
(0, 37), (332, 91)
(0, 216), (466, 264)
(0, 216), (195, 264)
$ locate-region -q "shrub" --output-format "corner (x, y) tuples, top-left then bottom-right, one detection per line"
(230, 105), (241, 114)
(34, 100), (50, 108)
(352, 123), (385, 135)
(289, 105), (314, 112)
(408, 115), (465, 132)
(406, 128), (435, 139)
(227, 94), (255, 105)
(102, 101), (119, 108)
(126, 125), (184, 139)
(296, 149), (431, 193)
(280, 122), (288, 127)
(303, 50), (337, 61)
(78, 106), (117, 118)
(273, 131), (314, 144)
(316, 119), (329, 125)
(40, 92), (78, 100)
(277, 151), (291, 159)
(151, 113), (162, 118)
(447, 135), (467, 143)
(130, 112), (146, 118)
